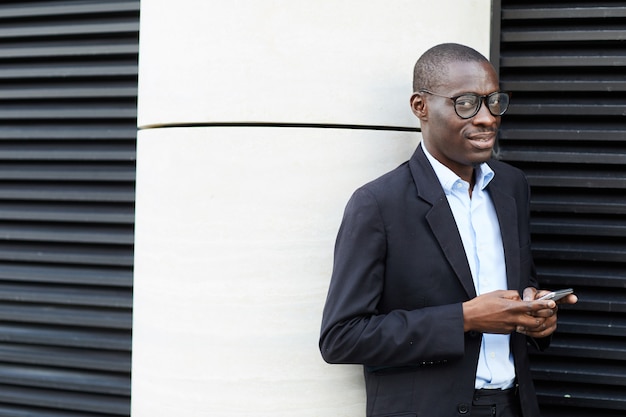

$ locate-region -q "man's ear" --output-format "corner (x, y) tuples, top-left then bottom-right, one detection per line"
(410, 92), (427, 120)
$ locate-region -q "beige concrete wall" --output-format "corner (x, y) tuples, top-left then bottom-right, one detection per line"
(132, 1), (492, 416)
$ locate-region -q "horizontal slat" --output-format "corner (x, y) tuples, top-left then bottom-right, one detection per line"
(0, 363), (129, 395)
(2, 364), (128, 396)
(536, 263), (626, 288)
(0, 142), (135, 161)
(532, 240), (626, 263)
(0, 202), (133, 224)
(525, 170), (626, 188)
(0, 283), (131, 308)
(502, 29), (626, 42)
(0, 21), (138, 40)
(0, 183), (135, 202)
(0, 83), (137, 99)
(0, 61), (138, 79)
(501, 54), (626, 67)
(0, 41), (138, 59)
(0, 383), (129, 415)
(545, 288), (626, 314)
(0, 402), (107, 417)
(535, 383), (626, 411)
(530, 191), (626, 214)
(0, 343), (130, 372)
(0, 164), (134, 181)
(554, 312), (626, 338)
(0, 303), (130, 329)
(565, 291), (626, 313)
(0, 323), (130, 350)
(509, 102), (626, 116)
(0, 103), (137, 120)
(531, 359), (626, 386)
(499, 126), (626, 142)
(0, 263), (131, 287)
(0, 242), (133, 266)
(0, 222), (133, 244)
(540, 405), (626, 417)
(499, 147), (626, 164)
(531, 216), (626, 237)
(503, 6), (626, 20)
(0, 124), (135, 140)
(0, 1), (139, 19)
(533, 334), (626, 361)
(502, 79), (626, 92)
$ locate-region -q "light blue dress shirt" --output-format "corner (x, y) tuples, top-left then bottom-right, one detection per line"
(422, 144), (516, 390)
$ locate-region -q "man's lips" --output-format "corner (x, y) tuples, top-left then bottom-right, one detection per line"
(467, 131), (496, 141)
(466, 132), (496, 149)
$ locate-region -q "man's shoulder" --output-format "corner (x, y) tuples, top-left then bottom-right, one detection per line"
(343, 161), (416, 215)
(358, 161), (413, 195)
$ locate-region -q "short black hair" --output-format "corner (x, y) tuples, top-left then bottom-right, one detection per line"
(412, 43), (490, 92)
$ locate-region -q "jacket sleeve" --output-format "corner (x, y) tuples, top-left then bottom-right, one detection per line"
(319, 187), (466, 367)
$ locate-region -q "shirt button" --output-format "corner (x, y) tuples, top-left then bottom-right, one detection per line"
(458, 403), (469, 414)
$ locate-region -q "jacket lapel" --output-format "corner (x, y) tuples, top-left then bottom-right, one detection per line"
(409, 145), (477, 299)
(486, 170), (521, 292)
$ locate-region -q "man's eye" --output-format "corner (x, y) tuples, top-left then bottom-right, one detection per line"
(456, 96), (477, 108)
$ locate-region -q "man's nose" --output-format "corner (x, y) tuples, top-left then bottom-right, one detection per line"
(472, 100), (498, 125)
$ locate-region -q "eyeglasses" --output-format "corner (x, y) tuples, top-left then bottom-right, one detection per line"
(418, 89), (511, 119)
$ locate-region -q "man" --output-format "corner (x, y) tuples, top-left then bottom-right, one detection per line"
(319, 43), (577, 417)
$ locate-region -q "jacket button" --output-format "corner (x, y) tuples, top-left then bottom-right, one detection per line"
(457, 403), (469, 414)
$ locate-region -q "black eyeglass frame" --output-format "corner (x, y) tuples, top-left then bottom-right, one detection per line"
(418, 89), (511, 119)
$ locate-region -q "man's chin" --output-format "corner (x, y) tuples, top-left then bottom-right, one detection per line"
(471, 151), (494, 167)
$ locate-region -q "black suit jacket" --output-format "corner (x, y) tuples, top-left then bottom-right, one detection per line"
(320, 144), (545, 417)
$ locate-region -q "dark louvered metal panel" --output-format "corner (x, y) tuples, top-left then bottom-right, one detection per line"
(493, 1), (626, 416)
(0, 1), (137, 416)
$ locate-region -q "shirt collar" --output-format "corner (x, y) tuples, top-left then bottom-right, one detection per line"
(421, 143), (494, 194)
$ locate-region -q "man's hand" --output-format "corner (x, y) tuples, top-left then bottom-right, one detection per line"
(462, 290), (559, 334)
(518, 287), (578, 338)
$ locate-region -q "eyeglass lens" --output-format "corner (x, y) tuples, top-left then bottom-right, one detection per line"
(455, 92), (509, 119)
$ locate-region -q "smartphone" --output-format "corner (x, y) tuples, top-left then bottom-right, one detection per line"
(537, 288), (574, 301)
